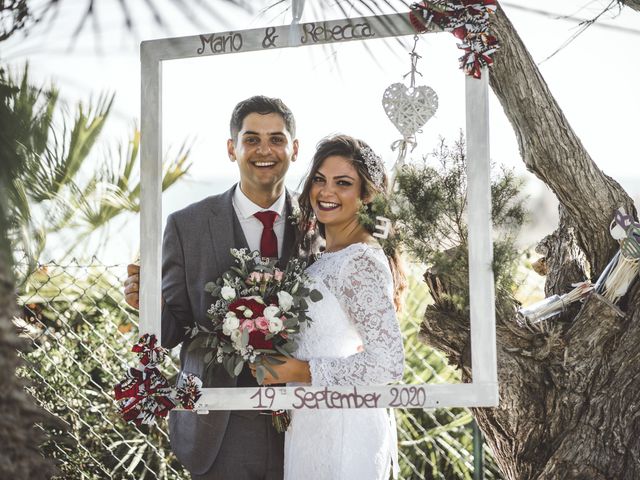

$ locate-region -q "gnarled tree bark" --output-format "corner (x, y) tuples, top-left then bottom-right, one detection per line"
(420, 3), (640, 479)
(620, 0), (640, 13)
(0, 235), (59, 479)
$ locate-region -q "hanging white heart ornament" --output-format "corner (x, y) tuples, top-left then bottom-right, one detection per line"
(382, 83), (438, 138)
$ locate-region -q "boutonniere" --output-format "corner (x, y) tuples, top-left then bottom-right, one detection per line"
(288, 196), (301, 227)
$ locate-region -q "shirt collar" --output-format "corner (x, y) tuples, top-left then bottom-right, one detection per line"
(233, 183), (287, 220)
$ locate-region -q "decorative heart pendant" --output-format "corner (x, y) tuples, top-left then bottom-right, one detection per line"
(382, 83), (438, 138)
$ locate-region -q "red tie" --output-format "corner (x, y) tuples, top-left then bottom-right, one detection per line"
(253, 210), (279, 258)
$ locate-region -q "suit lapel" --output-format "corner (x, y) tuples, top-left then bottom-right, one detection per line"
(278, 190), (298, 269)
(207, 184), (249, 271)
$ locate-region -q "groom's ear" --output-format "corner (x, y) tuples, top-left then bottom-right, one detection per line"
(227, 138), (236, 161)
(292, 139), (299, 162)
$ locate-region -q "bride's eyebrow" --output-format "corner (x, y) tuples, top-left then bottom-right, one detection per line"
(333, 174), (355, 181)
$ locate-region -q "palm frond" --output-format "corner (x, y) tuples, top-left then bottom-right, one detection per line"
(66, 126), (192, 235)
(56, 93), (114, 194)
(161, 140), (192, 195)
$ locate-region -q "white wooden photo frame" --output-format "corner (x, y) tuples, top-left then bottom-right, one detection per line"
(140, 11), (498, 411)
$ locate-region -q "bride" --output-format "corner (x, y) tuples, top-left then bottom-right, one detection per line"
(250, 134), (406, 480)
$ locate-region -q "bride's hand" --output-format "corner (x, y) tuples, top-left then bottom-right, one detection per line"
(249, 357), (311, 385)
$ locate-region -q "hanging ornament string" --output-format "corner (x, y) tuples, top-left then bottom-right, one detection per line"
(288, 0), (306, 47)
(390, 35), (422, 177)
(405, 35), (423, 89)
(409, 1), (499, 78)
(382, 34), (438, 190)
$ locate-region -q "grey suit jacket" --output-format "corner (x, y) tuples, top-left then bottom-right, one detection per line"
(161, 184), (298, 475)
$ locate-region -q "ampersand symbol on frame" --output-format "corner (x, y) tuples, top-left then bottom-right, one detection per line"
(262, 27), (278, 48)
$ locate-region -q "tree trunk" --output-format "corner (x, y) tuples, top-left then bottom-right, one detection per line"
(420, 3), (640, 479)
(489, 4), (636, 276)
(0, 178), (58, 477)
(620, 0), (640, 13)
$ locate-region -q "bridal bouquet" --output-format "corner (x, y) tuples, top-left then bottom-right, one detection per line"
(189, 248), (322, 385)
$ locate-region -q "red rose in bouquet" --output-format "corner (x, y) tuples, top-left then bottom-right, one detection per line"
(227, 297), (274, 350)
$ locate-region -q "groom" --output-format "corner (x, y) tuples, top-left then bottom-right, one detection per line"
(124, 96), (303, 479)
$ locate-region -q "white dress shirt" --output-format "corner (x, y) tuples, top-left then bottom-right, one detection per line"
(232, 184), (287, 258)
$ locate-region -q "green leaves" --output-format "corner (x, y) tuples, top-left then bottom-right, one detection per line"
(222, 355), (236, 378)
(391, 132), (526, 313)
(261, 360), (279, 380)
(309, 289), (323, 303)
(274, 344), (293, 358)
(282, 317), (298, 329)
(233, 358), (244, 377)
(2, 66), (192, 269)
(16, 259), (190, 478)
(251, 356), (285, 385)
(63, 94), (114, 196)
(263, 356), (285, 365)
(276, 341), (297, 355)
(203, 351), (214, 365)
(256, 365), (265, 385)
(186, 335), (208, 352)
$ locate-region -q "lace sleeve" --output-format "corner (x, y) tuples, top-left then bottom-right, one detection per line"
(309, 248), (405, 386)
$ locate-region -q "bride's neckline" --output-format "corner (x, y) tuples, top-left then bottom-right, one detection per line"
(320, 241), (382, 257)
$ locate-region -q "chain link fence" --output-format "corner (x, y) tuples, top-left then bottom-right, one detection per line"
(13, 257), (540, 479)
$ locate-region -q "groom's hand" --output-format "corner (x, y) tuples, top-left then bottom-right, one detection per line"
(124, 264), (140, 309)
(124, 264), (166, 311)
(250, 357), (311, 385)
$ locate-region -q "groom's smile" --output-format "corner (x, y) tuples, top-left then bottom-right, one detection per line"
(253, 161), (276, 168)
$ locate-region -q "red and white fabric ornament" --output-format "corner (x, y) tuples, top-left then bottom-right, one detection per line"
(409, 0), (499, 78)
(114, 366), (175, 426)
(131, 332), (166, 366)
(174, 373), (203, 410)
(114, 334), (203, 426)
(458, 31), (499, 78)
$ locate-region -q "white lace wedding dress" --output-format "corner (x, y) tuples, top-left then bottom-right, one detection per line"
(284, 242), (405, 480)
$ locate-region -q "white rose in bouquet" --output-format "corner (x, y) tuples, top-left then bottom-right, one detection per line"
(276, 291), (294, 312)
(230, 329), (243, 348)
(223, 313), (240, 335)
(268, 317), (284, 333)
(221, 286), (236, 301)
(263, 305), (280, 321)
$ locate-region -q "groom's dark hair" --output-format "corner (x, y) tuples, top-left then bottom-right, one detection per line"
(229, 95), (296, 142)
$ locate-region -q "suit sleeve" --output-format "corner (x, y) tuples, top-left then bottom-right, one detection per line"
(161, 214), (194, 349)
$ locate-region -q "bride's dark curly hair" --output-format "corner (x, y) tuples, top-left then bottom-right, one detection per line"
(297, 134), (406, 311)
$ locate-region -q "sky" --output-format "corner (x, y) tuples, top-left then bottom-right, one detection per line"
(3, 0), (639, 263)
